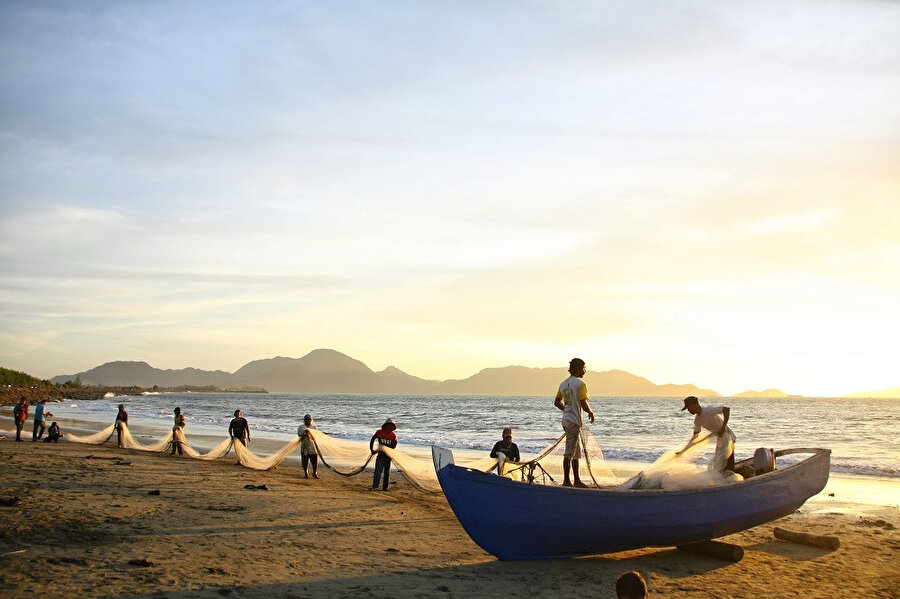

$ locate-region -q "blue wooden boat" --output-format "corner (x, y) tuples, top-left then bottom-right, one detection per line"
(432, 446), (830, 560)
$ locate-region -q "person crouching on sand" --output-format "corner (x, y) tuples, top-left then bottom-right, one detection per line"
(229, 409), (250, 446)
(45, 421), (62, 443)
(171, 407), (186, 455)
(369, 418), (398, 491)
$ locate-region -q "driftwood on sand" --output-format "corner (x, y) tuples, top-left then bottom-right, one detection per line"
(773, 527), (841, 550)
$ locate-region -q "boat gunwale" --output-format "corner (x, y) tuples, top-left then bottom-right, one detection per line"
(440, 447), (830, 498)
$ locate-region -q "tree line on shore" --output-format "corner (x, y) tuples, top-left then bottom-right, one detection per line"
(0, 366), (265, 407)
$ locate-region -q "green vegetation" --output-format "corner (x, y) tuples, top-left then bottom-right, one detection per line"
(0, 366), (51, 387)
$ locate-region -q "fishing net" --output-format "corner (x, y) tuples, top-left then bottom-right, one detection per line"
(65, 424), (116, 445)
(619, 432), (743, 490)
(500, 427), (617, 487)
(233, 436), (300, 470)
(307, 429), (500, 492)
(174, 428), (234, 460)
(117, 423), (173, 452)
(24, 415), (742, 493)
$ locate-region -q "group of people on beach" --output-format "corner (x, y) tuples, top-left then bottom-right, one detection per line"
(13, 356), (735, 498)
(12, 397), (62, 443)
(121, 404), (399, 490)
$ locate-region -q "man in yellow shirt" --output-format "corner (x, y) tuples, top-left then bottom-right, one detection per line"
(554, 358), (595, 487)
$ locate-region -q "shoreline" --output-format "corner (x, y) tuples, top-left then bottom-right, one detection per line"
(0, 435), (897, 597)
(2, 411), (896, 513)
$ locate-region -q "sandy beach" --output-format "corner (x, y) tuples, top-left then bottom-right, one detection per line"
(1, 416), (898, 598)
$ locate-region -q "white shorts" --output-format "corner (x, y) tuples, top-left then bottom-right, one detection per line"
(563, 419), (582, 459)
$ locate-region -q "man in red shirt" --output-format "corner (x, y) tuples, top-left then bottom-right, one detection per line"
(369, 418), (398, 491)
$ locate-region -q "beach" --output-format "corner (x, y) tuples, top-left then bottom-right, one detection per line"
(1, 414), (898, 598)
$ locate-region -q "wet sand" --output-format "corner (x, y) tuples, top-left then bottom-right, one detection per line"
(0, 415), (898, 598)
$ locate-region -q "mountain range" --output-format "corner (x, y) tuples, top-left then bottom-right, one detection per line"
(48, 348), (795, 397)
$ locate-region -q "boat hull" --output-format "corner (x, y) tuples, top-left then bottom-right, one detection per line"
(436, 448), (830, 560)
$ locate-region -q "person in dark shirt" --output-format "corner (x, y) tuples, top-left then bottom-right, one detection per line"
(115, 404), (128, 447)
(490, 427), (520, 463)
(229, 410), (250, 446)
(13, 398), (29, 442)
(369, 418), (398, 491)
(44, 422), (62, 443)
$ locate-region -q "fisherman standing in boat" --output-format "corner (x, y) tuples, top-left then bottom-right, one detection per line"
(680, 396), (736, 472)
(554, 358), (595, 487)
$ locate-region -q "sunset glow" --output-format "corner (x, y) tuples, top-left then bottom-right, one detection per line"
(1, 1), (898, 396)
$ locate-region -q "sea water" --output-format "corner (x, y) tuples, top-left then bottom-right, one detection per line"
(47, 393), (899, 482)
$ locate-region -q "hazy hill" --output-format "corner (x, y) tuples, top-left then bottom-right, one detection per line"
(229, 349), (439, 393)
(51, 349), (721, 396)
(440, 366), (718, 397)
(51, 361), (233, 388)
(733, 388), (789, 398)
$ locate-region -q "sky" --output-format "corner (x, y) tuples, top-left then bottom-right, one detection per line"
(1, 1), (898, 396)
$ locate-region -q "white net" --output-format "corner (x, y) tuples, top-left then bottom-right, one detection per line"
(233, 436), (300, 470)
(619, 432), (744, 490)
(308, 429), (500, 493)
(174, 428), (234, 460)
(21, 418), (744, 493)
(65, 424), (116, 445)
(118, 423), (174, 452)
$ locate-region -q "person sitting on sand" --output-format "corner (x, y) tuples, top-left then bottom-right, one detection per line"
(13, 398), (29, 442)
(115, 404), (128, 447)
(229, 409), (251, 446)
(369, 418), (398, 491)
(490, 427), (520, 473)
(44, 421), (62, 443)
(32, 399), (51, 442)
(553, 358), (595, 487)
(297, 414), (319, 479)
(171, 407), (186, 455)
(616, 570), (649, 598)
(679, 396), (736, 472)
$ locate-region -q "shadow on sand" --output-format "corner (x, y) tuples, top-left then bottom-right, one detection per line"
(130, 546), (737, 599)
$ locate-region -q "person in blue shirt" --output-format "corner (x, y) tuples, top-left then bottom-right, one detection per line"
(32, 400), (52, 442)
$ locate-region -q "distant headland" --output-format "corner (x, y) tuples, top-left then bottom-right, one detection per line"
(4, 350), (896, 402)
(41, 348), (782, 398)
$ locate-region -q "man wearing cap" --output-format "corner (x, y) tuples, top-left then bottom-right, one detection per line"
(554, 358), (595, 487)
(297, 414), (319, 479)
(680, 396), (736, 472)
(369, 418), (398, 491)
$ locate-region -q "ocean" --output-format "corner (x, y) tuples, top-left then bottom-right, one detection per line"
(51, 392), (899, 481)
